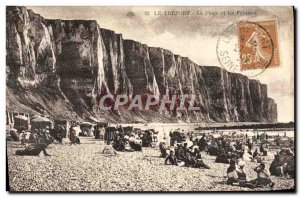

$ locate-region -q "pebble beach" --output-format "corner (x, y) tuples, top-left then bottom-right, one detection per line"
(7, 137), (294, 192)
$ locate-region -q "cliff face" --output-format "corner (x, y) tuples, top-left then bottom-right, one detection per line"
(6, 6), (277, 123)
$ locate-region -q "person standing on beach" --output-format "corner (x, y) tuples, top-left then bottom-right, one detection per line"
(247, 138), (253, 152)
(99, 126), (105, 141)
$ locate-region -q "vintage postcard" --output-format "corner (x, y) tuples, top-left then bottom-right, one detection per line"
(6, 6), (295, 192)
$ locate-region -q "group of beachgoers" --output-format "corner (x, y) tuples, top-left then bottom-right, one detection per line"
(11, 123), (294, 190)
(14, 127), (53, 156)
(212, 135), (280, 189)
(227, 160), (274, 189)
(160, 139), (210, 169)
(102, 129), (144, 154)
(158, 131), (295, 190)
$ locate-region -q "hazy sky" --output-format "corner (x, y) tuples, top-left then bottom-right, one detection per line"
(28, 6), (294, 122)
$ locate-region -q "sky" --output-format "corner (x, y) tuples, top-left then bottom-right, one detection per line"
(27, 6), (294, 122)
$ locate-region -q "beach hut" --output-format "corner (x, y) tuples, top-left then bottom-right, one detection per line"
(88, 116), (108, 139)
(31, 116), (52, 132)
(14, 115), (29, 131)
(53, 119), (70, 138)
(105, 127), (118, 142)
(80, 122), (95, 137)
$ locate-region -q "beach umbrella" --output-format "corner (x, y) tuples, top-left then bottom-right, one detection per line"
(31, 117), (52, 132)
(80, 122), (94, 127)
(14, 115), (29, 131)
(31, 116), (51, 123)
(14, 115), (29, 121)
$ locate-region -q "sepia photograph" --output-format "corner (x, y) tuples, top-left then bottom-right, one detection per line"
(6, 5), (295, 192)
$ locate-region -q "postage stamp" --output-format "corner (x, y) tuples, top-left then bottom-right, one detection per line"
(238, 20), (280, 70)
(216, 19), (280, 77)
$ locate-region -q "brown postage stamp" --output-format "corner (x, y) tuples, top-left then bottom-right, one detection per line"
(238, 20), (280, 70)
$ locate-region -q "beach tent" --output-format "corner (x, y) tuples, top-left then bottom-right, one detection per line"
(14, 115), (29, 131)
(104, 127), (118, 142)
(53, 119), (70, 138)
(80, 122), (95, 137)
(31, 116), (52, 132)
(88, 117), (108, 139)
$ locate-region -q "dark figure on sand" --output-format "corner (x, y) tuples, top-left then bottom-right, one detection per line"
(165, 150), (178, 165)
(16, 132), (52, 156)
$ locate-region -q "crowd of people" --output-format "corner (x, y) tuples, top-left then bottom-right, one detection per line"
(203, 132), (277, 189)
(227, 160), (274, 189)
(106, 125), (159, 152)
(201, 132), (275, 165)
(160, 133), (210, 169)
(15, 127), (53, 156)
(111, 130), (143, 152)
(159, 130), (295, 190)
(10, 122), (294, 190)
